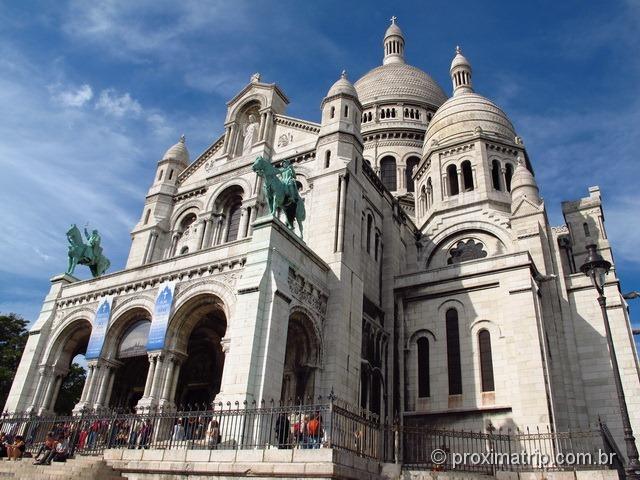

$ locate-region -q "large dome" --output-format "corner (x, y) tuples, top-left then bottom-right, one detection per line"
(423, 93), (516, 153)
(355, 63), (447, 108)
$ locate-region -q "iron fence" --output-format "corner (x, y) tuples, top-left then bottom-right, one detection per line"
(0, 401), (620, 474)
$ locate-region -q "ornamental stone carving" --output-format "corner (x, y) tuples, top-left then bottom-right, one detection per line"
(287, 267), (328, 316)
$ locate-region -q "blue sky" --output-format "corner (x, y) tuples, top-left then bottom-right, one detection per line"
(0, 0), (638, 345)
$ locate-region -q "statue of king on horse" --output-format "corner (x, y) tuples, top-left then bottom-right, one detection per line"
(252, 156), (306, 239)
(66, 224), (111, 278)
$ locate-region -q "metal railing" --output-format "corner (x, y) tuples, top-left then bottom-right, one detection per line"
(0, 401), (620, 474)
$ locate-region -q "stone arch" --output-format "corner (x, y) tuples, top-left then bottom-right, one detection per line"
(470, 318), (504, 339)
(206, 178), (252, 212)
(101, 302), (154, 361)
(172, 278), (236, 325)
(228, 95), (266, 122)
(280, 307), (323, 403)
(166, 292), (228, 406)
(170, 201), (203, 230)
(407, 328), (437, 349)
(424, 222), (514, 268)
(43, 317), (92, 371)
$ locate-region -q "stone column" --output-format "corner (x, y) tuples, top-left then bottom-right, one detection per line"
(336, 174), (349, 252)
(40, 374), (56, 412)
(160, 355), (176, 404)
(167, 233), (179, 258)
(30, 369), (47, 411)
(95, 364), (112, 408)
(197, 219), (207, 250)
(149, 354), (165, 401)
(247, 206), (257, 236)
(143, 355), (156, 399)
(456, 169), (462, 194)
(47, 374), (64, 412)
(170, 362), (182, 406)
(238, 207), (249, 239)
(223, 126), (232, 154)
(264, 111), (274, 142)
(220, 215), (230, 244)
(105, 368), (117, 408)
(231, 124), (241, 157)
(146, 231), (158, 263)
(211, 215), (224, 247)
(258, 112), (267, 141)
(501, 167), (507, 192)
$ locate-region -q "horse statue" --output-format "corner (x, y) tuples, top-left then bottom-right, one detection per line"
(252, 156), (306, 239)
(66, 224), (111, 278)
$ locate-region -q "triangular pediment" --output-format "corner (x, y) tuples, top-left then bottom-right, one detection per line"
(511, 196), (544, 217)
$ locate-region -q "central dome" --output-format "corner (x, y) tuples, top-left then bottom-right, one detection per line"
(355, 63), (447, 108)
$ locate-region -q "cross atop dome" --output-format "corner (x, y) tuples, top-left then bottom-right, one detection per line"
(383, 17), (405, 65)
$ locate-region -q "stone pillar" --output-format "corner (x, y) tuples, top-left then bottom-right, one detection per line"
(501, 167), (507, 192)
(223, 126), (232, 154)
(264, 111), (274, 142)
(95, 364), (112, 408)
(336, 174), (349, 252)
(105, 369), (116, 408)
(220, 215), (230, 244)
(168, 233), (179, 258)
(30, 369), (47, 411)
(160, 356), (176, 404)
(170, 362), (182, 406)
(40, 373), (56, 413)
(456, 169), (462, 194)
(149, 354), (165, 401)
(247, 206), (258, 236)
(258, 112), (267, 141)
(211, 215), (224, 247)
(197, 219), (207, 250)
(47, 374), (64, 412)
(238, 207), (250, 239)
(231, 124), (241, 157)
(143, 355), (156, 399)
(145, 231), (158, 263)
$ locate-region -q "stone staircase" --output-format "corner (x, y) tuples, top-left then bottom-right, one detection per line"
(0, 455), (125, 479)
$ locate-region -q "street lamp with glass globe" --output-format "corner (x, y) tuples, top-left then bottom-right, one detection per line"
(580, 244), (640, 479)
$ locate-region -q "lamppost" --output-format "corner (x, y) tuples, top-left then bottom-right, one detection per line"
(580, 244), (640, 479)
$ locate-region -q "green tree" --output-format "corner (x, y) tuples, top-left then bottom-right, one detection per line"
(53, 363), (87, 415)
(0, 313), (29, 409)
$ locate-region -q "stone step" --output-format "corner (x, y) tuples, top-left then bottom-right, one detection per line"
(0, 457), (125, 479)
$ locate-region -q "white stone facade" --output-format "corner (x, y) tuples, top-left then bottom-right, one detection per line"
(5, 18), (640, 465)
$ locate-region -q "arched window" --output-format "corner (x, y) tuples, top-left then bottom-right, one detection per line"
(405, 156), (420, 193)
(427, 177), (433, 207)
(374, 232), (380, 261)
(446, 308), (462, 395)
(157, 169), (163, 181)
(447, 164), (459, 196)
(505, 163), (514, 192)
(330, 106), (335, 119)
(144, 210), (151, 225)
(226, 202), (242, 242)
(478, 329), (495, 392)
(367, 112), (372, 122)
(366, 215), (373, 253)
(118, 320), (151, 359)
(583, 223), (590, 237)
(461, 160), (474, 191)
(168, 169), (174, 180)
(417, 337), (430, 398)
(380, 156), (397, 191)
(391, 108), (396, 118)
(404, 108), (409, 117)
(180, 246), (189, 255)
(344, 105), (349, 118)
(491, 160), (501, 190)
(381, 109), (386, 119)
(325, 150), (331, 168)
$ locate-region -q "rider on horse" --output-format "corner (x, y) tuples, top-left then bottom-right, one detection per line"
(277, 160), (300, 205)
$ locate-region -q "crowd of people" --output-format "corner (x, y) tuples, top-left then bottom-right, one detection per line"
(274, 411), (324, 449)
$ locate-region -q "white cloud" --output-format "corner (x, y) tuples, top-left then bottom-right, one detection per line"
(95, 88), (142, 117)
(53, 84), (93, 107)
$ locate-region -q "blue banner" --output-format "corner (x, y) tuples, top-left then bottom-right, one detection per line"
(146, 281), (176, 351)
(85, 296), (113, 360)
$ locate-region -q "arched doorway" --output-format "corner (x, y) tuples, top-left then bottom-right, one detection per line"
(280, 312), (321, 403)
(171, 295), (227, 407)
(108, 312), (151, 410)
(50, 319), (91, 414)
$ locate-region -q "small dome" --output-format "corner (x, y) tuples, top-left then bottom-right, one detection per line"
(450, 46), (471, 72)
(327, 71), (358, 98)
(385, 19), (403, 39)
(423, 93), (516, 153)
(510, 156), (540, 205)
(162, 135), (189, 165)
(355, 63), (447, 108)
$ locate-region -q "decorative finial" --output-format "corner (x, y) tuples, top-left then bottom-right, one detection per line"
(390, 15), (397, 24)
(341, 70), (347, 79)
(516, 155), (525, 166)
(179, 134), (185, 143)
(456, 45), (462, 55)
(250, 72), (261, 83)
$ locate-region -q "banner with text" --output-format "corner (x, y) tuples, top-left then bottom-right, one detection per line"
(85, 296), (114, 360)
(146, 281), (176, 351)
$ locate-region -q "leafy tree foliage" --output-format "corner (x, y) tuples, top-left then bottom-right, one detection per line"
(53, 363), (87, 415)
(0, 313), (29, 409)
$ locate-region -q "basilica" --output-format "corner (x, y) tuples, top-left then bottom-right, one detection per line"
(6, 18), (640, 460)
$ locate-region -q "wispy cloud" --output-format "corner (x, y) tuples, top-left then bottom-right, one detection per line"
(95, 88), (142, 117)
(52, 84), (94, 108)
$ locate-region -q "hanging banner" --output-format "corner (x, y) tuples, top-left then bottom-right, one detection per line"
(146, 281), (176, 351)
(85, 296), (114, 360)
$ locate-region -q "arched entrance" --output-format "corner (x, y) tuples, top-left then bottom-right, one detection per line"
(170, 295), (227, 407)
(49, 319), (91, 414)
(108, 310), (151, 410)
(280, 311), (321, 403)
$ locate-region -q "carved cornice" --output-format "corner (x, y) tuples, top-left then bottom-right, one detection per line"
(485, 142), (520, 156)
(274, 114), (320, 133)
(56, 256), (246, 308)
(439, 142), (475, 158)
(174, 186), (207, 203)
(552, 224), (569, 235)
(363, 129), (425, 144)
(287, 267), (328, 316)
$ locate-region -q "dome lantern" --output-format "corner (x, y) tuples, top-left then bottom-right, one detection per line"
(383, 16), (405, 65)
(450, 46), (473, 96)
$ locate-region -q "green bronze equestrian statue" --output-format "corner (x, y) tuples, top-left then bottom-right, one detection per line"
(66, 224), (111, 278)
(252, 156), (306, 239)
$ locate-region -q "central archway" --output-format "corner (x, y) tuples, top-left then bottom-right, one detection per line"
(168, 294), (227, 407)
